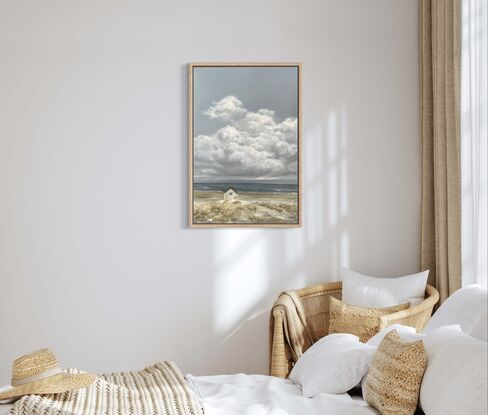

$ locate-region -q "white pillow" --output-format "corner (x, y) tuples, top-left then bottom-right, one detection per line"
(421, 325), (462, 360)
(471, 310), (488, 342)
(420, 326), (488, 415)
(289, 333), (376, 396)
(341, 268), (429, 308)
(295, 332), (356, 356)
(422, 285), (488, 335)
(366, 323), (423, 347)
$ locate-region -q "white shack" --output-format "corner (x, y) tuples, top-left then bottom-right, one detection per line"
(223, 187), (238, 200)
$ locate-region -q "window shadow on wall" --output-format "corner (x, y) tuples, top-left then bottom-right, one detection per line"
(206, 105), (351, 375)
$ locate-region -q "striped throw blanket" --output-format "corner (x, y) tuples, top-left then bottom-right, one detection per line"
(9, 361), (203, 415)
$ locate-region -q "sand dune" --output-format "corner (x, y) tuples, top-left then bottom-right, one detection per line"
(193, 192), (298, 224)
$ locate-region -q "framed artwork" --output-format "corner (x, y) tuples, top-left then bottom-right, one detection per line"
(189, 63), (301, 227)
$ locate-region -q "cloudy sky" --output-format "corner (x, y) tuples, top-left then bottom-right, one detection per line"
(193, 66), (298, 183)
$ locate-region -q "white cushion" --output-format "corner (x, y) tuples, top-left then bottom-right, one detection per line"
(341, 268), (429, 308)
(422, 325), (462, 359)
(471, 310), (488, 342)
(422, 285), (488, 335)
(289, 333), (376, 396)
(420, 326), (488, 415)
(366, 323), (424, 348)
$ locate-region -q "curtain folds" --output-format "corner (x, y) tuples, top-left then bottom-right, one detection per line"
(419, 0), (462, 303)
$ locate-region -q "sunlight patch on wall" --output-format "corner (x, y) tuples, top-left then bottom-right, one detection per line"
(212, 229), (269, 334)
(327, 110), (338, 228)
(340, 106), (349, 218)
(325, 106), (350, 276)
(284, 229), (305, 267)
(305, 124), (324, 245)
(340, 231), (350, 267)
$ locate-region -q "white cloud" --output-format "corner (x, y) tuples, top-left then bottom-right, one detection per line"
(203, 96), (247, 122)
(195, 95), (298, 182)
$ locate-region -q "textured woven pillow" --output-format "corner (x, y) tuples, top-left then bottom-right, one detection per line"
(363, 330), (427, 415)
(328, 297), (410, 342)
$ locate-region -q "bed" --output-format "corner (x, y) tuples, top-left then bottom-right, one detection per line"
(0, 371), (379, 415)
(2, 283), (440, 415)
(2, 372), (429, 415)
(1, 282), (439, 415)
(2, 284), (484, 415)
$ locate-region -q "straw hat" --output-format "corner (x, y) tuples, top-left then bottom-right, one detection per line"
(0, 349), (96, 401)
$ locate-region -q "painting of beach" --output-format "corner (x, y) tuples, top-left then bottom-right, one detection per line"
(193, 182), (298, 224)
(189, 64), (301, 226)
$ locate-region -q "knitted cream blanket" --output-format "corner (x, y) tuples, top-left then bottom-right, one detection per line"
(9, 361), (203, 415)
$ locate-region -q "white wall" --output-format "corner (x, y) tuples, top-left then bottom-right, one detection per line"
(0, 0), (419, 381)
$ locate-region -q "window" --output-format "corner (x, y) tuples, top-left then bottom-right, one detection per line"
(461, 0), (488, 288)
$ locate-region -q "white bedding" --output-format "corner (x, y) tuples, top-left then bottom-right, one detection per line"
(1, 375), (377, 415)
(0, 404), (12, 415)
(187, 374), (377, 415)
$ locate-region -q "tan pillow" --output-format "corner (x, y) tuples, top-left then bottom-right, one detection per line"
(363, 330), (426, 415)
(328, 297), (410, 342)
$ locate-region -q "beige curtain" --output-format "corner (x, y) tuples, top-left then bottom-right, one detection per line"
(419, 0), (462, 303)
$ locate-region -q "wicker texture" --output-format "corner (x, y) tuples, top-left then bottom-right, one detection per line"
(8, 362), (203, 415)
(269, 282), (439, 378)
(0, 349), (96, 401)
(328, 297), (410, 342)
(12, 349), (59, 380)
(364, 330), (427, 415)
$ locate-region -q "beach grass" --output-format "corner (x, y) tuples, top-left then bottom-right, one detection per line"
(193, 191), (298, 224)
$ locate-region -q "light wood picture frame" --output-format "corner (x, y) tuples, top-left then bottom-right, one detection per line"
(189, 63), (301, 227)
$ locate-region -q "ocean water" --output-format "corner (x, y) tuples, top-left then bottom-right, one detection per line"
(194, 182), (298, 193)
